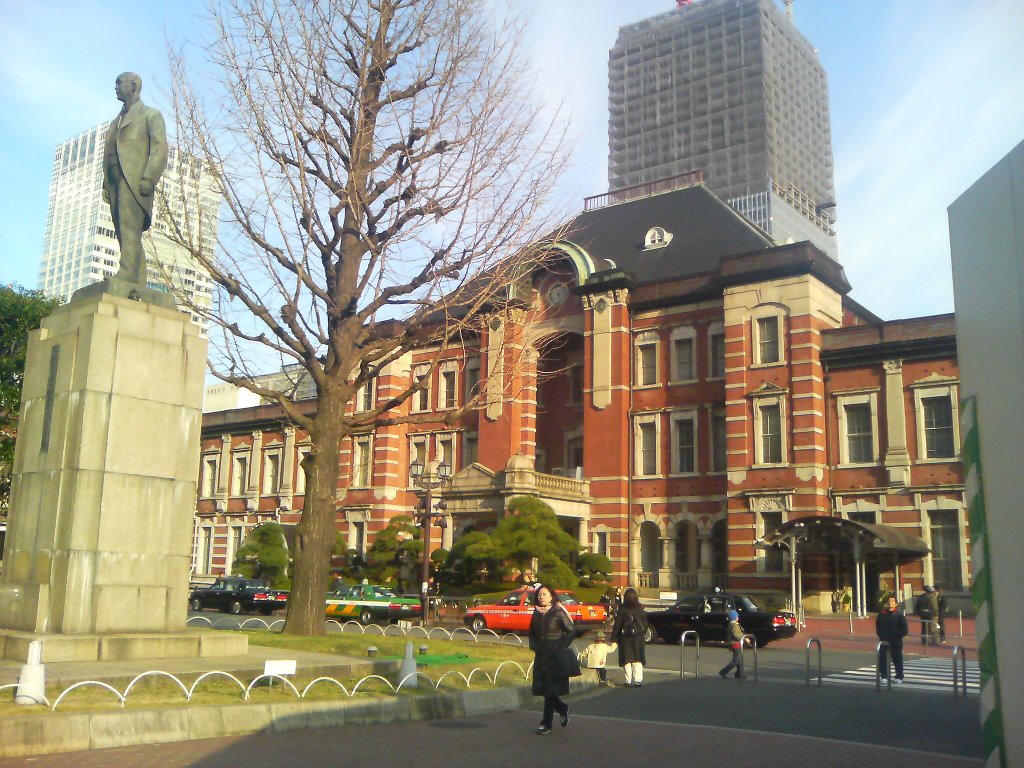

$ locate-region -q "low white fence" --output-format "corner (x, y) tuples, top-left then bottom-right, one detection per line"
(0, 660), (535, 711)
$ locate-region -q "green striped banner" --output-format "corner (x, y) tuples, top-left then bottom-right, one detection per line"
(962, 395), (1005, 768)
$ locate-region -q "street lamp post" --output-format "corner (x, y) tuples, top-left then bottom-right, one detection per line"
(409, 459), (451, 625)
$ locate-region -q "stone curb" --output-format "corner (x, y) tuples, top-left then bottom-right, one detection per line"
(0, 675), (596, 757)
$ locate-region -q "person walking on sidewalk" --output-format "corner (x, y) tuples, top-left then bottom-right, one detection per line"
(579, 631), (617, 686)
(876, 595), (908, 684)
(914, 586), (940, 644)
(935, 586), (948, 644)
(718, 609), (745, 680)
(528, 584), (580, 735)
(611, 587), (648, 687)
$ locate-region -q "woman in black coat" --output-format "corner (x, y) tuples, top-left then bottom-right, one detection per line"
(528, 584), (579, 735)
(611, 587), (648, 687)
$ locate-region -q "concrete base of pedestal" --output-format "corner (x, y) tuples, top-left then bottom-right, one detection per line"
(0, 629), (248, 663)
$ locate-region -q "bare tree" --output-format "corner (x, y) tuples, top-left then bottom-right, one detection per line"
(165, 0), (571, 634)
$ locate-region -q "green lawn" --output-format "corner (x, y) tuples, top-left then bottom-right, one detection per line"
(0, 631), (534, 718)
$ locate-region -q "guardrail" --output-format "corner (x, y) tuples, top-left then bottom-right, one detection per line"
(740, 635), (758, 682)
(875, 641), (892, 692)
(186, 615), (529, 645)
(0, 661), (536, 711)
(678, 631), (700, 679)
(952, 645), (968, 698)
(805, 637), (822, 687)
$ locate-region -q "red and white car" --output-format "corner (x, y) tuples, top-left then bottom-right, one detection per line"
(463, 588), (608, 633)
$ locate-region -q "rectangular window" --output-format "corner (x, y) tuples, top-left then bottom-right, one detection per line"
(845, 403), (873, 463)
(637, 342), (658, 386)
(463, 432), (479, 467)
(441, 370), (457, 409)
(352, 436), (371, 487)
(674, 336), (695, 381)
(231, 454), (248, 496)
(928, 509), (963, 590)
(760, 404), (782, 464)
(923, 396), (955, 458)
(710, 331), (726, 378)
(567, 436), (584, 472)
(356, 380), (374, 412)
(639, 421), (657, 475)
(761, 511), (784, 571)
(568, 365), (584, 404)
(464, 360), (481, 402)
(409, 436), (428, 482)
(711, 409), (727, 472)
(352, 521), (367, 557)
(757, 317), (780, 364)
(412, 367), (430, 412)
(226, 526), (244, 573)
(594, 531), (609, 557)
(673, 415), (696, 473)
(847, 510), (877, 525)
(262, 452), (281, 494)
(199, 528), (213, 573)
(202, 456), (218, 497)
(295, 447), (310, 494)
(436, 434), (455, 470)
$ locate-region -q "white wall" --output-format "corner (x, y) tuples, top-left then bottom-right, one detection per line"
(948, 138), (1024, 767)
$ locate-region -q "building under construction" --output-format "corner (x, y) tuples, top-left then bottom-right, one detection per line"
(608, 0), (838, 259)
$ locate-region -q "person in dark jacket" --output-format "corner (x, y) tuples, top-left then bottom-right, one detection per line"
(915, 586), (940, 644)
(528, 584), (579, 735)
(611, 587), (648, 687)
(935, 586), (948, 644)
(876, 595), (909, 684)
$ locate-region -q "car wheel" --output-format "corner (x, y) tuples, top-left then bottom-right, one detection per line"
(229, 601), (243, 615)
(643, 625), (656, 644)
(190, 598), (202, 612)
(360, 609), (374, 625)
(470, 616), (487, 633)
(752, 635), (767, 648)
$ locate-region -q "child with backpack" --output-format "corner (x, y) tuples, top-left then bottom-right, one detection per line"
(579, 631), (618, 686)
(718, 609), (745, 680)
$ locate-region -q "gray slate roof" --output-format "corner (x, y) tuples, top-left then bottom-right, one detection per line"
(563, 184), (773, 285)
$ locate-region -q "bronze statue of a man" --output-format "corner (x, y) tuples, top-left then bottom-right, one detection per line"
(103, 72), (167, 287)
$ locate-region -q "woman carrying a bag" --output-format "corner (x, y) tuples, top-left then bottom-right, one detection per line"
(529, 584), (581, 735)
(611, 587), (648, 687)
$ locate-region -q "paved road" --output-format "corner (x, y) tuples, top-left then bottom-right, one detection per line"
(0, 683), (981, 768)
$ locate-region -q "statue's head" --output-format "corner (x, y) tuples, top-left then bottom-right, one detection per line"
(114, 72), (142, 103)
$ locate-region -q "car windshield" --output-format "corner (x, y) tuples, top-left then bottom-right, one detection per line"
(558, 593), (580, 605)
(737, 596), (759, 612)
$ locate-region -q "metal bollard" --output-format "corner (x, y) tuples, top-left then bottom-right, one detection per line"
(740, 634), (758, 682)
(952, 645), (968, 698)
(805, 637), (822, 687)
(679, 631), (700, 679)
(958, 610), (963, 639)
(848, 611), (854, 635)
(875, 641), (892, 692)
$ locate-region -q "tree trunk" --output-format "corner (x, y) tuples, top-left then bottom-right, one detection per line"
(283, 391), (345, 636)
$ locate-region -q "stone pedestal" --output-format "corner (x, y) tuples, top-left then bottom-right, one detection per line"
(0, 292), (246, 660)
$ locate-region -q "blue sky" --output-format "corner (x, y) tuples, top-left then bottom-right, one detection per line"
(1, 0), (1022, 320)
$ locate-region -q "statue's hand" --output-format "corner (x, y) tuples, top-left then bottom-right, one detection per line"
(140, 178), (153, 197)
(102, 188), (110, 204)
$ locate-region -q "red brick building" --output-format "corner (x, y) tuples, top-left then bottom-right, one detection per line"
(192, 180), (968, 612)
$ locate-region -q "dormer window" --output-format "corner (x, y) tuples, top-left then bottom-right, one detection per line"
(643, 226), (673, 250)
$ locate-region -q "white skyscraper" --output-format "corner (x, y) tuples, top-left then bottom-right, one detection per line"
(38, 122), (220, 322)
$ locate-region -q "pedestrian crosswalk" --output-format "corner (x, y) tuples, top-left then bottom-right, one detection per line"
(825, 656), (979, 693)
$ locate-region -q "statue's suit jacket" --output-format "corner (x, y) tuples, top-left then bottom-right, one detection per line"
(103, 101), (167, 232)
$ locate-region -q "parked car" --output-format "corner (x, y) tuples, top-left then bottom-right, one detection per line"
(325, 583), (422, 625)
(643, 591), (797, 647)
(462, 588), (608, 633)
(189, 576), (289, 615)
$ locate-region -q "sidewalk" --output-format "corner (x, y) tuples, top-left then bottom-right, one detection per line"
(774, 614), (977, 655)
